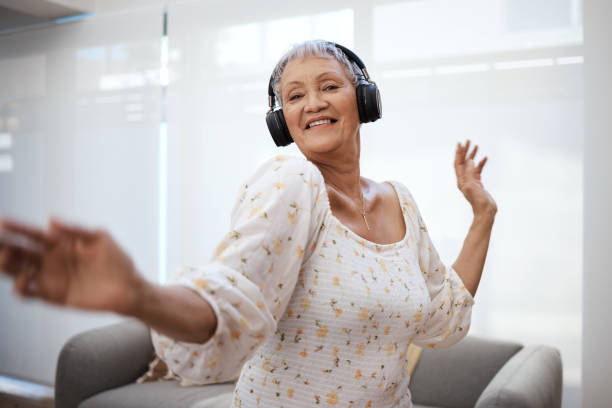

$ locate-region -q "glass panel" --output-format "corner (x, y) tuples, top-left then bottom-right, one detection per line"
(0, 5), (163, 384)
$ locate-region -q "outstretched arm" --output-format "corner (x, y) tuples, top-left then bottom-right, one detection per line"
(451, 140), (497, 297)
(0, 218), (217, 343)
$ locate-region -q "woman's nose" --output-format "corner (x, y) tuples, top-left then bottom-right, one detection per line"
(304, 91), (328, 112)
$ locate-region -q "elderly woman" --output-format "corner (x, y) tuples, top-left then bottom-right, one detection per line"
(0, 40), (496, 407)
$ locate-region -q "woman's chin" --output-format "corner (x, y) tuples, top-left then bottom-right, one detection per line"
(301, 133), (342, 153)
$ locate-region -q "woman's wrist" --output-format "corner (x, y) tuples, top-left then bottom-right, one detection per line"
(124, 279), (218, 343)
(472, 203), (497, 221)
(122, 273), (156, 318)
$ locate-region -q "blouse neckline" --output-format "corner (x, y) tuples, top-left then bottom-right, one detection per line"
(306, 159), (410, 251)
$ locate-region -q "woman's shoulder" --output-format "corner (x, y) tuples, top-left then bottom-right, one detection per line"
(237, 155), (326, 209)
(257, 154), (322, 174)
(384, 179), (414, 203)
(383, 179), (421, 223)
(249, 154), (325, 187)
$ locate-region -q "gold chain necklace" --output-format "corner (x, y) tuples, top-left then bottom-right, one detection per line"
(325, 180), (371, 231)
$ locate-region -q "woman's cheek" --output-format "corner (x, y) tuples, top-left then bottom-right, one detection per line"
(285, 107), (301, 136)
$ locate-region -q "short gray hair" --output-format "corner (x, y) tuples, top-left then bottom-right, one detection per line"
(271, 40), (362, 106)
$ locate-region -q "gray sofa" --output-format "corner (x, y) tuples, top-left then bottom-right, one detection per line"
(55, 319), (562, 408)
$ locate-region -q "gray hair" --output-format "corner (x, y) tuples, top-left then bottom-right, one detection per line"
(271, 40), (362, 106)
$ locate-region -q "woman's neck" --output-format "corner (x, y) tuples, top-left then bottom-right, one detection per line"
(308, 130), (364, 202)
(314, 148), (363, 205)
(317, 161), (363, 201)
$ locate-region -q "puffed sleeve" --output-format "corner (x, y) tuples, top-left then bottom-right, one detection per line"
(151, 155), (326, 384)
(398, 184), (475, 349)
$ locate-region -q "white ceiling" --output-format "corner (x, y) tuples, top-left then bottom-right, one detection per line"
(0, 0), (93, 31)
(0, 0), (92, 19)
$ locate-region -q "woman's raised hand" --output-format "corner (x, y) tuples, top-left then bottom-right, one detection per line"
(0, 218), (145, 314)
(454, 140), (498, 217)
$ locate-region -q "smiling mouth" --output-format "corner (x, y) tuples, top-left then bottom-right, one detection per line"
(306, 119), (337, 129)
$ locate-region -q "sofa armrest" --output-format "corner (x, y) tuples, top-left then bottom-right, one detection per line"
(410, 336), (523, 408)
(475, 345), (562, 408)
(55, 319), (154, 408)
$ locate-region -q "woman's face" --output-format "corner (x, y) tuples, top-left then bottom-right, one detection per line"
(279, 56), (360, 160)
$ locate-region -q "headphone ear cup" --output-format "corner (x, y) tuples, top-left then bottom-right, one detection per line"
(356, 83), (382, 123)
(266, 109), (293, 146)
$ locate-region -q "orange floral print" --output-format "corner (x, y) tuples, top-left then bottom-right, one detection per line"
(326, 391), (339, 405)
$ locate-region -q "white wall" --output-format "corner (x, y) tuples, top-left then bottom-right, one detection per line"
(583, 0), (612, 406)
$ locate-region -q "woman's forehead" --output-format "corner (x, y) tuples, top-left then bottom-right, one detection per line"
(280, 56), (348, 85)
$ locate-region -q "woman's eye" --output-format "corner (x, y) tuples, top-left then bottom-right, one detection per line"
(324, 85), (338, 91)
(289, 94), (302, 101)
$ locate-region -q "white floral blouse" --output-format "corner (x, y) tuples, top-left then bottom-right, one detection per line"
(152, 154), (474, 407)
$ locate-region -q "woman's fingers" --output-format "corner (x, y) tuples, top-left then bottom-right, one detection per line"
(455, 143), (466, 171)
(477, 156), (488, 173)
(16, 270), (40, 298)
(456, 140), (483, 169)
(455, 139), (477, 176)
(456, 139), (477, 161)
(455, 142), (463, 162)
(49, 218), (99, 242)
(0, 247), (12, 276)
(469, 144), (478, 160)
(1, 219), (55, 249)
(13, 267), (30, 296)
(0, 240), (43, 277)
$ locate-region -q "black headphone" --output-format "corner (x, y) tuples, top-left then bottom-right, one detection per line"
(266, 42), (382, 147)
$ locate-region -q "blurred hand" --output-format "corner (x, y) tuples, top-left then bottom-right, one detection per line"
(0, 218), (144, 314)
(454, 140), (498, 217)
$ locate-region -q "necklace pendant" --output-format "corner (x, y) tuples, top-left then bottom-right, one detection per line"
(362, 214), (371, 230)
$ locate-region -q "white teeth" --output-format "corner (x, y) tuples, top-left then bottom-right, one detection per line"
(308, 119), (331, 128)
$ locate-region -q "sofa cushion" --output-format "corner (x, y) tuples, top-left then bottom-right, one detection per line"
(79, 380), (235, 408)
(410, 336), (523, 408)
